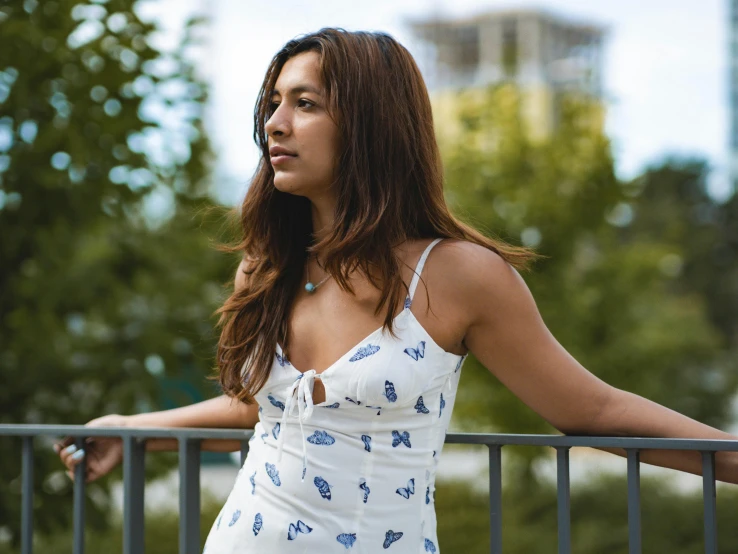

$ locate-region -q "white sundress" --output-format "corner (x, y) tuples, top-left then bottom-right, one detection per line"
(203, 238), (468, 553)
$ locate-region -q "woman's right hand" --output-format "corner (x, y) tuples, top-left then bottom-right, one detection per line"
(54, 414), (129, 483)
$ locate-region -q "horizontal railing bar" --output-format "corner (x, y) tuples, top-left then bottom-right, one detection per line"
(2, 426), (736, 452)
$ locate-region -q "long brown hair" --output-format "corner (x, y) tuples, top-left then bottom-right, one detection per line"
(214, 27), (540, 404)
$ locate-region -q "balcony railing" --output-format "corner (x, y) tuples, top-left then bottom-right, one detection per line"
(1, 424), (736, 554)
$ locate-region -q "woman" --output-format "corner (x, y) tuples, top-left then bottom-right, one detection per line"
(56, 28), (738, 552)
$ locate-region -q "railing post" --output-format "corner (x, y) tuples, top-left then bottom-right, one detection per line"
(123, 436), (146, 554)
(488, 445), (502, 554)
(626, 449), (641, 554)
(21, 436), (33, 554)
(179, 438), (201, 554)
(73, 437), (86, 554)
(240, 440), (249, 466)
(556, 447), (571, 554)
(701, 451), (717, 554)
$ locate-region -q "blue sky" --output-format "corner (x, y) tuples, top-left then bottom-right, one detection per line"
(138, 0), (731, 205)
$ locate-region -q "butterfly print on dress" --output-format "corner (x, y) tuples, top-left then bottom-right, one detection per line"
(267, 394), (285, 411)
(249, 471), (256, 495)
(287, 519), (312, 540)
(349, 344), (380, 362)
(253, 513), (262, 536)
(260, 432), (268, 443)
(337, 532), (357, 549)
(425, 486), (430, 505)
(314, 476), (332, 500)
(439, 393), (445, 418)
(403, 340), (426, 361)
(359, 478), (371, 503)
(414, 396), (429, 414)
(265, 462), (281, 486)
(396, 478), (415, 499)
(391, 430), (411, 448)
(322, 402), (340, 408)
(424, 538), (437, 553)
(272, 421), (280, 440)
(228, 509), (241, 527)
(361, 434), (372, 452)
(307, 430), (336, 445)
(345, 396), (362, 405)
(275, 352), (290, 367)
(383, 380), (398, 402)
(383, 530), (403, 549)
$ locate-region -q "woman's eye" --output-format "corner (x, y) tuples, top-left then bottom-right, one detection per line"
(269, 100), (312, 110)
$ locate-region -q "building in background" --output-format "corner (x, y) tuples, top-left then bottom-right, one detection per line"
(407, 7), (608, 144)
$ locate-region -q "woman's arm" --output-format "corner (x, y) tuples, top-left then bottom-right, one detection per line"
(126, 394), (259, 453)
(455, 242), (738, 484)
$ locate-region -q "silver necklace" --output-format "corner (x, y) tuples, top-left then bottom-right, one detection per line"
(305, 254), (331, 293)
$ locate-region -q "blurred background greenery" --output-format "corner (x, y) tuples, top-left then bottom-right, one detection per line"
(2, 0), (738, 552)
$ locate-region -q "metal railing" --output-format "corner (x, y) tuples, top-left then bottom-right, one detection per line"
(1, 424), (736, 554)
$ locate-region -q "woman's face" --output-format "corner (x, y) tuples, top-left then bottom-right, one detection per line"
(265, 51), (340, 199)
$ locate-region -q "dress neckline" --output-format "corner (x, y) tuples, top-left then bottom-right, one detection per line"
(276, 305), (463, 378)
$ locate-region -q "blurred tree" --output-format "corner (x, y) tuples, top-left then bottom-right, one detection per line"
(0, 0), (236, 545)
(442, 83), (735, 482)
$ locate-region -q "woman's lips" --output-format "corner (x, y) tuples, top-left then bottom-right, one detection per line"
(271, 154), (297, 165)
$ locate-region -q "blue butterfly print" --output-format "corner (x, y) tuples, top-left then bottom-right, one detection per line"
(424, 538), (437, 553)
(260, 432), (268, 443)
(314, 476), (332, 500)
(383, 530), (403, 549)
(322, 402), (340, 408)
(361, 434), (372, 452)
(253, 513), (263, 536)
(258, 406), (263, 413)
(287, 519), (313, 540)
(307, 430), (336, 445)
(268, 394), (285, 411)
(265, 462), (281, 486)
(391, 430), (411, 448)
(345, 396), (362, 405)
(275, 352), (290, 367)
(272, 421), (280, 439)
(439, 393), (445, 418)
(403, 340), (426, 361)
(455, 355), (464, 373)
(414, 396), (430, 414)
(432, 450), (436, 457)
(216, 512), (223, 529)
(250, 470), (256, 494)
(349, 344), (380, 362)
(228, 509), (241, 527)
(396, 477), (415, 499)
(425, 486), (430, 504)
(383, 380), (398, 403)
(404, 296), (412, 309)
(359, 478), (370, 503)
(337, 532), (357, 549)
(366, 404), (382, 415)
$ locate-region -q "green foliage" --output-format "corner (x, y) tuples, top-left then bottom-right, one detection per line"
(0, 0), (236, 545)
(442, 84), (735, 476)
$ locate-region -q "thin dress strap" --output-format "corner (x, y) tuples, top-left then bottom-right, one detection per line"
(407, 238), (443, 303)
